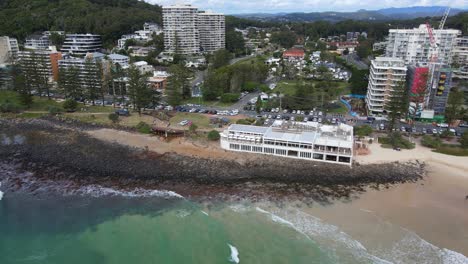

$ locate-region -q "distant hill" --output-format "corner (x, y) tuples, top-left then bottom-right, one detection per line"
(234, 6), (466, 22)
(0, 0), (162, 46)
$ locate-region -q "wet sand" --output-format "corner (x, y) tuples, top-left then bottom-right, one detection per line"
(295, 162), (468, 257)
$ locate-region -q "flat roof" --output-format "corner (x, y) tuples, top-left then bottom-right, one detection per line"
(229, 124), (269, 134)
(264, 128), (317, 143)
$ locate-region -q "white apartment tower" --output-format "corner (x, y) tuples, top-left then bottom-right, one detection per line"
(198, 11), (225, 52)
(163, 4), (200, 55)
(61, 34), (102, 55)
(385, 24), (461, 66)
(366, 57), (408, 115)
(0, 36), (19, 64)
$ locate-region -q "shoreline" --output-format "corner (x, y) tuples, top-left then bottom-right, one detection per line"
(0, 118), (425, 204)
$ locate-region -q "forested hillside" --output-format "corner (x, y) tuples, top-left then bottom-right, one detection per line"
(0, 0), (162, 47)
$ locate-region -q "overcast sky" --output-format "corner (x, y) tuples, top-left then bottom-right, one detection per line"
(145, 0), (467, 14)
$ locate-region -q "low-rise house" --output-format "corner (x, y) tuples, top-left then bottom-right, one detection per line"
(282, 48), (305, 61)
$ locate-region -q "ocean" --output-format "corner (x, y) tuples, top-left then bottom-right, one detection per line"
(1, 188), (466, 264)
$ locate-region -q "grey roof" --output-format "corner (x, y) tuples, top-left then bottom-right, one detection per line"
(263, 127), (317, 143)
(109, 53), (129, 60)
(229, 124), (268, 134)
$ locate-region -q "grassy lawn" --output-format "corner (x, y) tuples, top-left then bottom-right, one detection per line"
(273, 80), (349, 97)
(66, 111), (154, 127)
(169, 112), (212, 129)
(433, 146), (468, 156)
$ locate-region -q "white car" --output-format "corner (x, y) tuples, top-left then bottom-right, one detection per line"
(292, 110), (296, 114)
(179, 120), (189, 126)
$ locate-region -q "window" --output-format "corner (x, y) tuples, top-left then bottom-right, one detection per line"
(275, 149), (287, 155)
(252, 146), (263, 153)
(313, 153), (324, 160)
(264, 148), (275, 154)
(230, 144), (240, 150)
(241, 145), (252, 151)
(300, 152), (312, 158)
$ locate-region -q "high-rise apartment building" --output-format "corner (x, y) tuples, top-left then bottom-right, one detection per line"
(163, 4), (200, 55)
(163, 4), (225, 55)
(62, 34), (102, 55)
(365, 57), (407, 115)
(385, 24), (461, 66)
(0, 36), (19, 64)
(17, 49), (63, 83)
(198, 11), (225, 53)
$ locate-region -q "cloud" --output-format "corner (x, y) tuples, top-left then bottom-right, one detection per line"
(145, 0), (467, 14)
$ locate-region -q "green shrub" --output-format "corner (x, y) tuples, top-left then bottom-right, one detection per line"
(434, 146), (468, 156)
(47, 106), (63, 115)
(207, 130), (220, 141)
(461, 133), (468, 149)
(236, 118), (255, 125)
(63, 99), (78, 112)
(0, 101), (22, 113)
(242, 81), (259, 92)
(421, 135), (442, 148)
(189, 123), (198, 133)
(135, 121), (151, 134)
(108, 113), (119, 123)
(440, 130), (454, 138)
(220, 93), (240, 103)
(379, 132), (415, 149)
(354, 125), (373, 138)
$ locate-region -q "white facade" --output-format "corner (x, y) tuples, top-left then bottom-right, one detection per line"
(220, 122), (354, 166)
(117, 22), (162, 49)
(62, 34), (102, 55)
(385, 24), (461, 66)
(0, 36), (19, 64)
(198, 11), (225, 53)
(163, 4), (200, 55)
(108, 54), (129, 67)
(365, 57), (407, 115)
(25, 34), (51, 50)
(58, 53), (103, 88)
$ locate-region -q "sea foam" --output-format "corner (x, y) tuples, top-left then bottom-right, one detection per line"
(0, 182), (3, 201)
(73, 185), (184, 199)
(227, 244), (240, 263)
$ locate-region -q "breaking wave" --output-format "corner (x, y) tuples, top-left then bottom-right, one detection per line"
(227, 243), (240, 263)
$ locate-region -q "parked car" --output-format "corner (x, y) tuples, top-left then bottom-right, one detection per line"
(179, 120), (189, 126)
(432, 128), (438, 134)
(115, 109), (130, 116)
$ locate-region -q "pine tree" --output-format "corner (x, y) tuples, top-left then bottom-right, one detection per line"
(127, 65), (151, 115)
(386, 81), (409, 132)
(445, 87), (465, 126)
(166, 64), (191, 106)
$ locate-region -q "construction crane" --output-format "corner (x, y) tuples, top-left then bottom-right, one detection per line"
(424, 7), (450, 109)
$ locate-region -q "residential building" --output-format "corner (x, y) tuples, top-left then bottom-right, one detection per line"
(385, 24), (461, 66)
(17, 49), (62, 82)
(327, 41), (358, 53)
(58, 52), (104, 88)
(283, 48), (305, 61)
(365, 57), (407, 115)
(452, 36), (468, 80)
(0, 36), (19, 64)
(220, 121), (354, 166)
(25, 34), (51, 50)
(117, 22), (162, 49)
(133, 61), (154, 74)
(406, 66), (429, 117)
(108, 54), (129, 68)
(61, 34), (102, 55)
(372, 41), (388, 51)
(163, 4), (200, 55)
(198, 11), (225, 52)
(128, 46), (156, 57)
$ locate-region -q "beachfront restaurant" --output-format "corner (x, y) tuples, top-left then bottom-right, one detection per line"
(220, 123), (353, 165)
